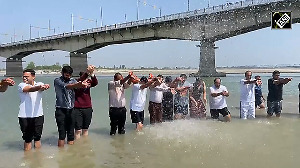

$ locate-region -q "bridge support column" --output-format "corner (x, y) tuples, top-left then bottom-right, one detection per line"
(5, 58), (23, 77)
(70, 52), (88, 77)
(198, 40), (226, 77)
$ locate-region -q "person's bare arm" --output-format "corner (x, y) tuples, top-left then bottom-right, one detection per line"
(0, 78), (15, 92)
(202, 82), (207, 105)
(23, 84), (50, 92)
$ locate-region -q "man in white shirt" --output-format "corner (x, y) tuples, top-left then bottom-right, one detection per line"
(240, 71), (257, 119)
(130, 76), (155, 131)
(209, 78), (231, 122)
(108, 72), (132, 135)
(18, 69), (50, 151)
(0, 77), (15, 92)
(148, 75), (170, 124)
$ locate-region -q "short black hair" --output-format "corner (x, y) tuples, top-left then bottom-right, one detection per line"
(254, 75), (261, 79)
(23, 69), (36, 76)
(114, 72), (122, 80)
(62, 66), (73, 74)
(273, 70), (280, 76)
(140, 76), (148, 83)
(157, 74), (163, 78)
(214, 77), (221, 83)
(165, 76), (172, 83)
(180, 74), (187, 79)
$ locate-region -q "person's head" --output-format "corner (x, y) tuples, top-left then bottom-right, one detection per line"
(22, 69), (36, 84)
(180, 74), (187, 82)
(61, 66), (73, 80)
(255, 75), (261, 80)
(245, 71), (252, 80)
(114, 72), (123, 81)
(272, 70), (280, 80)
(157, 74), (163, 83)
(139, 76), (148, 84)
(165, 76), (173, 84)
(214, 77), (221, 88)
(255, 75), (262, 85)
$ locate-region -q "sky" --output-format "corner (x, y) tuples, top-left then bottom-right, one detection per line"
(0, 0), (300, 69)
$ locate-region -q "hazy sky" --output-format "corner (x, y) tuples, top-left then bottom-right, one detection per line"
(0, 0), (299, 69)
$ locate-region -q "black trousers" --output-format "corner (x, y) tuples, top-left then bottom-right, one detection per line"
(19, 116), (44, 143)
(55, 108), (75, 141)
(109, 107), (126, 134)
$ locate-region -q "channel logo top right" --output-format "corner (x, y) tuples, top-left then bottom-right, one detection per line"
(272, 12), (292, 29)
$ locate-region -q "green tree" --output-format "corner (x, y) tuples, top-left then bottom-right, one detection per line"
(26, 61), (35, 69)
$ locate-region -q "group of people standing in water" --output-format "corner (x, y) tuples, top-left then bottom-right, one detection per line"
(0, 65), (293, 151)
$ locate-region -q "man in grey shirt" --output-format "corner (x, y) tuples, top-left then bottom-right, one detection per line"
(54, 66), (90, 147)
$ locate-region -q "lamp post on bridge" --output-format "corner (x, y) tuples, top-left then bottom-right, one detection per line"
(71, 14), (98, 31)
(30, 24), (55, 39)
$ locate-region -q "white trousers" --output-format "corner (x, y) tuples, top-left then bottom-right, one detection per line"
(240, 101), (255, 119)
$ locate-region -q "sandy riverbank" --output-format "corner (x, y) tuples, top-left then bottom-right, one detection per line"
(1, 67), (300, 77)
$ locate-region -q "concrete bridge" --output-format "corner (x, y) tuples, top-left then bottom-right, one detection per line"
(0, 0), (299, 77)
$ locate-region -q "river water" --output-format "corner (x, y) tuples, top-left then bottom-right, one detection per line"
(0, 73), (299, 168)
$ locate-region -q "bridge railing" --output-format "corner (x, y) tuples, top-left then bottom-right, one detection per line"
(0, 0), (286, 48)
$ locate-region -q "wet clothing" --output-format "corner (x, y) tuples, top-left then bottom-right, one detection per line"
(108, 80), (130, 108)
(108, 80), (130, 134)
(267, 101), (282, 116)
(74, 73), (98, 131)
(149, 101), (163, 124)
(55, 108), (75, 141)
(210, 107), (230, 119)
(130, 110), (144, 123)
(74, 108), (93, 130)
(267, 78), (284, 115)
(18, 81), (45, 143)
(162, 91), (174, 121)
(109, 107), (126, 134)
(174, 81), (191, 116)
(189, 81), (206, 118)
(240, 79), (256, 119)
(255, 85), (263, 107)
(19, 115), (44, 143)
(267, 78), (284, 102)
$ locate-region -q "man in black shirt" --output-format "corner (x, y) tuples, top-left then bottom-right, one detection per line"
(267, 70), (292, 118)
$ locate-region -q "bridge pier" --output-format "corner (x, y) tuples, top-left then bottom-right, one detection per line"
(70, 52), (88, 77)
(5, 58), (23, 77)
(198, 40), (226, 77)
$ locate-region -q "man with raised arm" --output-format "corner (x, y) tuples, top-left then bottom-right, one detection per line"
(54, 66), (90, 147)
(108, 72), (132, 135)
(240, 71), (257, 119)
(267, 70), (292, 118)
(18, 69), (50, 151)
(209, 78), (231, 122)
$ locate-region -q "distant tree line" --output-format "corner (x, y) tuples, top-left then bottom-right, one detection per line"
(26, 61), (69, 71)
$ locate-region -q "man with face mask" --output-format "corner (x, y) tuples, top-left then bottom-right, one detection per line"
(54, 66), (90, 147)
(18, 69), (50, 151)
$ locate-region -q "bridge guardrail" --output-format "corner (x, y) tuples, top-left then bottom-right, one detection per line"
(0, 0), (285, 48)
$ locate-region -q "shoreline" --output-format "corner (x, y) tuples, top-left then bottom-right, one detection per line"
(1, 68), (300, 77)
